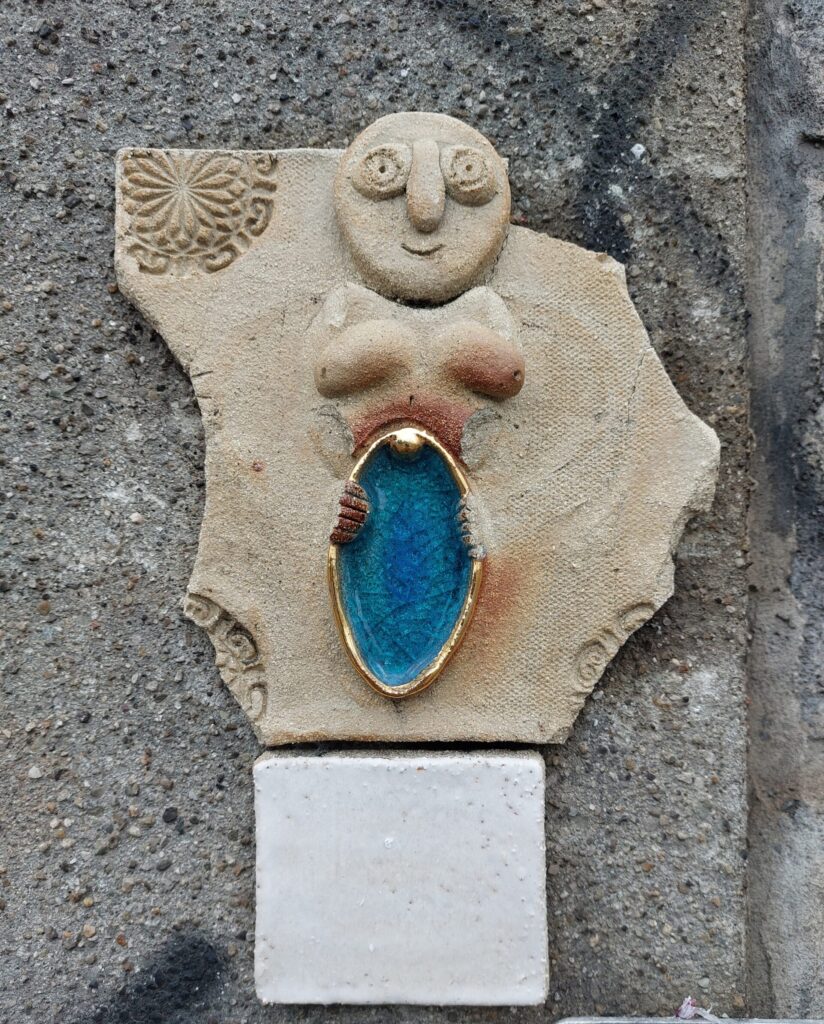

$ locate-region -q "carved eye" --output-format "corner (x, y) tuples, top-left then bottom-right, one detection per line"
(352, 144), (412, 199)
(440, 146), (497, 205)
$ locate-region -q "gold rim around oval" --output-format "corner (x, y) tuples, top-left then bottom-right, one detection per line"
(327, 424), (484, 700)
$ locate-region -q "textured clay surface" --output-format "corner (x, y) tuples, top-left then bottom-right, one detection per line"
(114, 134), (719, 745)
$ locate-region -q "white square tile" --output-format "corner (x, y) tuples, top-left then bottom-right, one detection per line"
(254, 750), (547, 1006)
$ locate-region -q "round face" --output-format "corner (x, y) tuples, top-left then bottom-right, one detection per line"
(334, 113), (511, 304)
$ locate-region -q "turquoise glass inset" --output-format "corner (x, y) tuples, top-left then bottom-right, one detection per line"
(337, 442), (472, 687)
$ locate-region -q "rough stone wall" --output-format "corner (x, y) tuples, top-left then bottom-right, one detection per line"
(746, 0), (824, 1016)
(0, 1), (755, 1020)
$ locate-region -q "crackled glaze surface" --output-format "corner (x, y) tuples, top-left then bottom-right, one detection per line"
(337, 442), (472, 688)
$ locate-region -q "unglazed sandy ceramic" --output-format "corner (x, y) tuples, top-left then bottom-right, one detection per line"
(114, 112), (719, 744)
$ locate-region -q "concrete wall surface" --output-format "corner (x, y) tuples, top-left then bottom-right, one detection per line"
(0, 0), (819, 1021)
(746, 0), (824, 1016)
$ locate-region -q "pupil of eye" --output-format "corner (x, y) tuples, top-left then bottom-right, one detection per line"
(379, 164), (386, 174)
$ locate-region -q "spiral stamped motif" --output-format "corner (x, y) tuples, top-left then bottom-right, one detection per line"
(183, 593), (267, 721)
(574, 602), (656, 691)
(120, 150), (277, 275)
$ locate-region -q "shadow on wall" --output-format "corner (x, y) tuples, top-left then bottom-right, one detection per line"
(73, 933), (222, 1024)
(429, 0), (736, 292)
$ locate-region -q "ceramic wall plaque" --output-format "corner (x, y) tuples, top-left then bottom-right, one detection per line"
(114, 112), (719, 745)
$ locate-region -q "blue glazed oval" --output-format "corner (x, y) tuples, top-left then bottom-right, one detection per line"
(334, 435), (475, 691)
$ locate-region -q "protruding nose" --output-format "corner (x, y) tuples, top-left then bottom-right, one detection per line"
(406, 139), (445, 233)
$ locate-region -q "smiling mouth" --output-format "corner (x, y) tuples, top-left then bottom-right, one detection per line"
(401, 242), (444, 257)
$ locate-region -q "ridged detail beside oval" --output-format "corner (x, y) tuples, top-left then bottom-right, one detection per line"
(328, 426), (483, 698)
